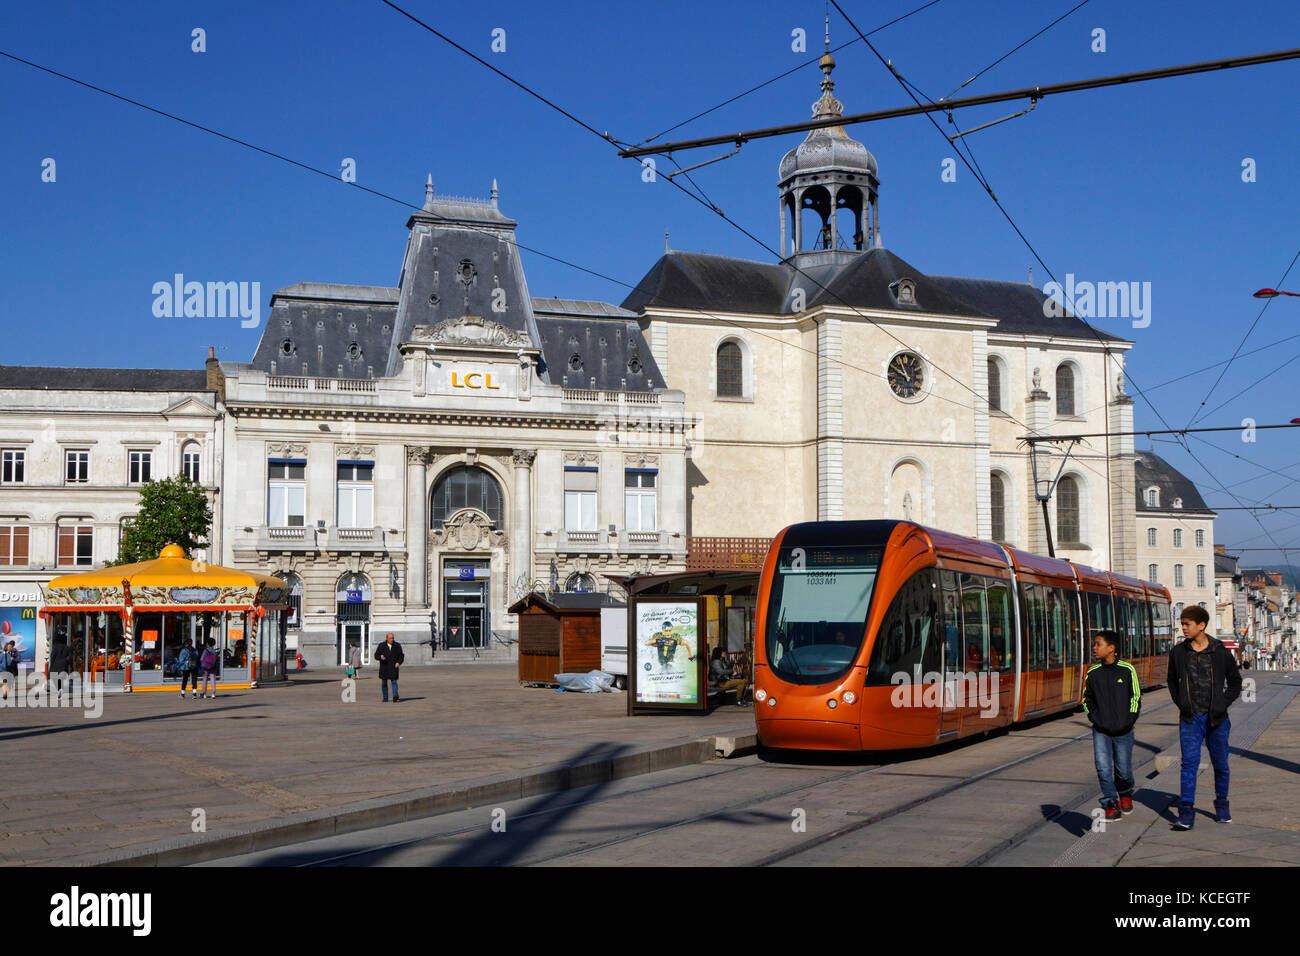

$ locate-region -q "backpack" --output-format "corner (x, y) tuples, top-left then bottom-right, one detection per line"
(200, 647), (218, 672)
(178, 647), (193, 670)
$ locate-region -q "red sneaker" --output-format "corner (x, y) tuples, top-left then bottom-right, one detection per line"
(1119, 795), (1134, 815)
(1104, 803), (1122, 822)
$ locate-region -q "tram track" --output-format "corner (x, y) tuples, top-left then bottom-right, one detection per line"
(276, 692), (1204, 867)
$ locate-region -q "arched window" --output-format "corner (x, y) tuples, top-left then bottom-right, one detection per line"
(1056, 475), (1081, 543)
(990, 472), (1006, 542)
(182, 442), (201, 483)
(1195, 529), (1205, 548)
(1173, 528), (1183, 548)
(336, 572), (371, 623)
(717, 341), (743, 397)
(1174, 564), (1185, 587)
(1055, 364), (1076, 416)
(565, 572), (596, 593)
(1145, 487), (1159, 508)
(1147, 528), (1158, 547)
(1148, 564), (1159, 583)
(431, 466), (504, 528)
(1196, 565), (1206, 588)
(987, 358), (1002, 411)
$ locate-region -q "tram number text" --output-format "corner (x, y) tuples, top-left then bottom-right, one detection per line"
(807, 571), (837, 586)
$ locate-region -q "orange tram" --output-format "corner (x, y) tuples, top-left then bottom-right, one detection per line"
(753, 520), (1173, 752)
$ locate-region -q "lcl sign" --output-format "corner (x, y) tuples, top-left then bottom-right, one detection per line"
(450, 372), (502, 390)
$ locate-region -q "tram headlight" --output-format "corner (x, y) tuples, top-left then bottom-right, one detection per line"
(842, 691), (856, 704)
(827, 698), (838, 709)
(754, 689), (767, 702)
(767, 697), (777, 707)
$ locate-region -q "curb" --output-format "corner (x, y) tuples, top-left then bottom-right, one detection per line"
(66, 731), (751, 868)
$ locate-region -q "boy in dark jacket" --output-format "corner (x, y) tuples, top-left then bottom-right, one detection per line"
(1083, 629), (1141, 822)
(1167, 605), (1241, 829)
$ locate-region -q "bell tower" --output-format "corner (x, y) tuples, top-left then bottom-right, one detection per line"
(778, 19), (880, 262)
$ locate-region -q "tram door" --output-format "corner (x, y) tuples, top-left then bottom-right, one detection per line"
(938, 572), (963, 738)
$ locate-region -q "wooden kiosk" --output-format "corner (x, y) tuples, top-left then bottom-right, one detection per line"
(510, 592), (623, 686)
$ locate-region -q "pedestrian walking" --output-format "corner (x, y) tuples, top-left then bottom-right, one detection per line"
(1167, 605), (1242, 829)
(1083, 629), (1141, 823)
(374, 632), (403, 702)
(198, 637), (220, 699)
(177, 639), (200, 699)
(1, 640), (17, 700)
(346, 642), (361, 679)
(48, 640), (73, 702)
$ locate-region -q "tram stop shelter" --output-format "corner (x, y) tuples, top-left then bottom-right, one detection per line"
(39, 545), (289, 692)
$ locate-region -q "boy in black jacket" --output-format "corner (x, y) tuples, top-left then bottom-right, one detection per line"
(1084, 629), (1142, 822)
(1167, 605), (1242, 829)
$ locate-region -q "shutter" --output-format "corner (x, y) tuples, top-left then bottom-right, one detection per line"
(13, 527), (28, 565)
(58, 527), (74, 564)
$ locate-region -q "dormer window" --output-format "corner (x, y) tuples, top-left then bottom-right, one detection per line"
(1173, 497), (1183, 509)
(891, 278), (917, 305)
(1145, 487), (1159, 508)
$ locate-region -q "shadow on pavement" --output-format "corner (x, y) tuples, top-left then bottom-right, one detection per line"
(1041, 804), (1092, 836)
(0, 702), (264, 740)
(244, 741), (635, 867)
(1229, 746), (1300, 775)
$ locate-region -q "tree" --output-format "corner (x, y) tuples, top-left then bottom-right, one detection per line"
(109, 475), (213, 565)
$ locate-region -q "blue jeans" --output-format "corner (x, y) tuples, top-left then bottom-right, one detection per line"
(1179, 713), (1230, 805)
(1092, 729), (1135, 805)
(381, 678), (398, 701)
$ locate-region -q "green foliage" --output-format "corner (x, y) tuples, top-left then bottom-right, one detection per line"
(109, 475), (213, 566)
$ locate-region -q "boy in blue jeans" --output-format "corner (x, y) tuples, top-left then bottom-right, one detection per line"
(1166, 605), (1242, 829)
(1083, 629), (1141, 822)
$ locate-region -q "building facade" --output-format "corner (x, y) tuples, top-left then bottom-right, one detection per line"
(1133, 451), (1217, 618)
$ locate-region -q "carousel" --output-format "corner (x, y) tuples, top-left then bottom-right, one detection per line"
(39, 545), (289, 692)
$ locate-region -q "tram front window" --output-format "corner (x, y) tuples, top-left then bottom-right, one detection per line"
(765, 546), (881, 684)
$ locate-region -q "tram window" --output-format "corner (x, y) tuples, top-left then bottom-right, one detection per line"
(1151, 600), (1172, 655)
(1086, 592), (1114, 636)
(985, 578), (1013, 672)
(1045, 587), (1067, 668)
(940, 572), (963, 676)
(1135, 598), (1151, 658)
(960, 574), (989, 671)
(865, 570), (940, 685)
(1019, 583), (1046, 671)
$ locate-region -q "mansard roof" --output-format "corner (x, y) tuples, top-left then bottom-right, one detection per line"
(928, 275), (1129, 344)
(1135, 451), (1216, 516)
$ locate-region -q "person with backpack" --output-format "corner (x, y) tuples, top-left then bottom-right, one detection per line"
(177, 639), (200, 699)
(198, 637), (220, 698)
(1167, 605), (1242, 829)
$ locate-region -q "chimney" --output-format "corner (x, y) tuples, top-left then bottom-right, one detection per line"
(1214, 544), (1226, 555)
(205, 346), (226, 398)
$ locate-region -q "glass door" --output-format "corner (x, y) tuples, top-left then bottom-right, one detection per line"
(445, 582), (486, 648)
(338, 622), (369, 666)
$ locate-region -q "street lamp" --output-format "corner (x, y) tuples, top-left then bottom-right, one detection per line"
(1253, 288), (1300, 298)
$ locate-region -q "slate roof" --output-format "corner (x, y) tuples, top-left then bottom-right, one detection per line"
(0, 366), (209, 391)
(533, 298), (665, 391)
(1134, 451), (1216, 515)
(620, 249), (1128, 343)
(1215, 553), (1240, 577)
(252, 286), (398, 380)
(928, 276), (1130, 343)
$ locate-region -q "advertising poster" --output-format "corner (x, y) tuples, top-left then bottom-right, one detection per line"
(0, 607), (38, 669)
(633, 601), (700, 707)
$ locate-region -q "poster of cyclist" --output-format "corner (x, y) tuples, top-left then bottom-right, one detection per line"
(628, 597), (705, 713)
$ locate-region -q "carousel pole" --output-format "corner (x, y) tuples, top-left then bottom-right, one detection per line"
(249, 605), (262, 689)
(121, 578), (133, 693)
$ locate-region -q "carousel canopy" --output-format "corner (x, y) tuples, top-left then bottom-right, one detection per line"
(41, 545), (288, 612)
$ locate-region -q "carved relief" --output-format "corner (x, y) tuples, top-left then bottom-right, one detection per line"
(429, 509), (502, 551)
(406, 445), (435, 465)
(512, 448), (536, 467)
(411, 314), (531, 348)
(267, 442), (308, 457)
(624, 453), (659, 469)
(336, 444), (376, 458)
(564, 451), (598, 467)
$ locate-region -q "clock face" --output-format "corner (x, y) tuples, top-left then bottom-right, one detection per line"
(888, 352), (925, 398)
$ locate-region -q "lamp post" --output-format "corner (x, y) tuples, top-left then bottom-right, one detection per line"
(1253, 288), (1300, 298)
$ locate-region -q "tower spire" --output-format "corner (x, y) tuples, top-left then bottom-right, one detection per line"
(424, 173), (434, 210)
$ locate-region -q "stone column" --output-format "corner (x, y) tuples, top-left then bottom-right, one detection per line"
(1108, 370), (1136, 575)
(817, 318), (843, 521)
(1025, 365), (1052, 555)
(405, 446), (432, 608)
(511, 449), (536, 596)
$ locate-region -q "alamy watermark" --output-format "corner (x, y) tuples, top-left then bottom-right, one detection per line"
(151, 274), (260, 327)
(1042, 274), (1152, 328)
(1, 669), (103, 718)
(889, 666), (998, 718)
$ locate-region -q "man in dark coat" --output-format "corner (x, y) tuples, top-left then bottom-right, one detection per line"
(49, 640), (74, 702)
(374, 632), (404, 702)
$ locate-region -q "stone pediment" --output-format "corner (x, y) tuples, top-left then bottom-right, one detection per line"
(412, 314), (532, 349)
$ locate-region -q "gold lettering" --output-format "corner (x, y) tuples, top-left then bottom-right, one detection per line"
(465, 373), (482, 389)
(451, 372), (461, 387)
(485, 374), (500, 390)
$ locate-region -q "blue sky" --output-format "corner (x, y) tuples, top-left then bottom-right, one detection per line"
(3, 0), (1299, 565)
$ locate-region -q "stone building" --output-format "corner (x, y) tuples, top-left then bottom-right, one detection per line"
(621, 50), (1139, 572)
(0, 366), (221, 656)
(1133, 451), (1217, 616)
(214, 181), (688, 666)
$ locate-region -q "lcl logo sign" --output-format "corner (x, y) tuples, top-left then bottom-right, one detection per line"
(450, 372), (501, 390)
